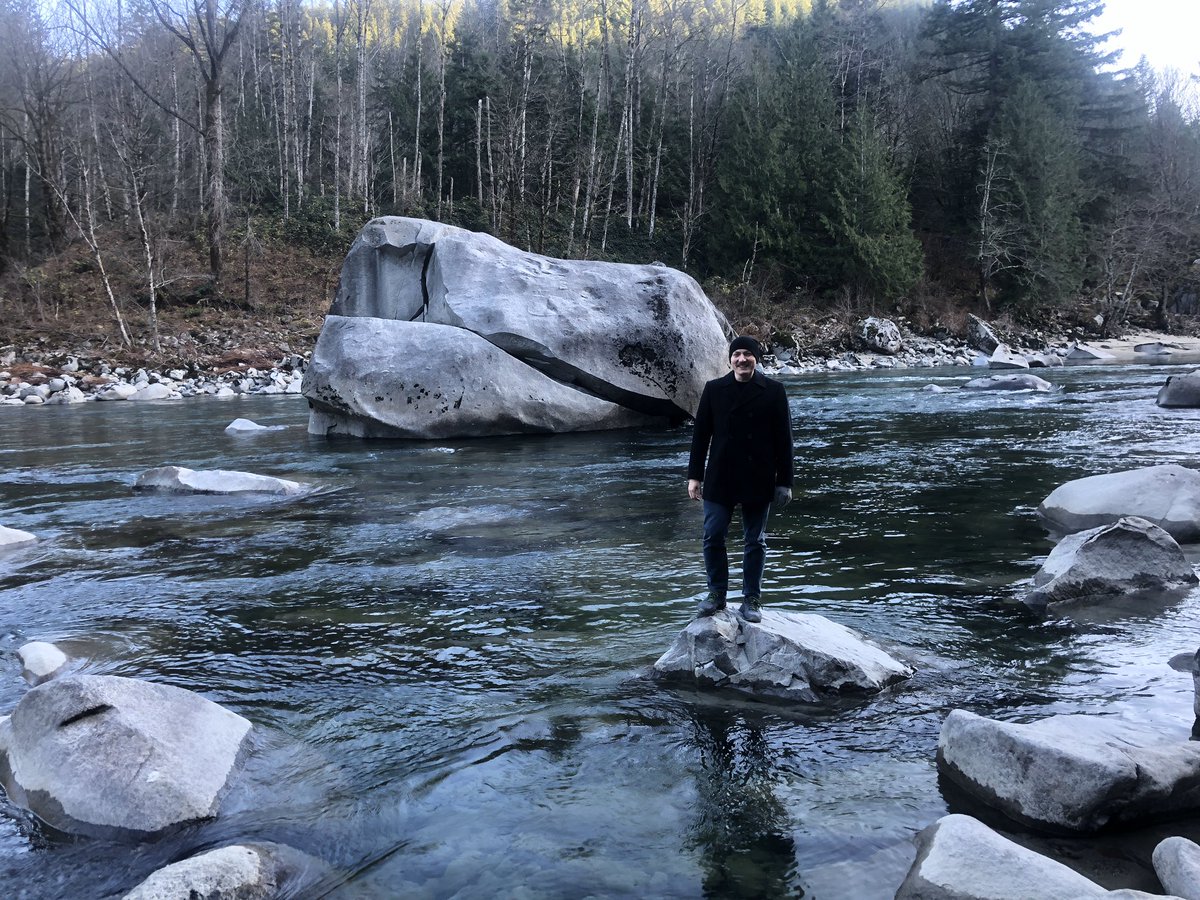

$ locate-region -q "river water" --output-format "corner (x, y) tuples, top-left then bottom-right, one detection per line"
(3, 360), (1200, 898)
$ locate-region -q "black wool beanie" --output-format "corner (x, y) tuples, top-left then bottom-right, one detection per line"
(729, 335), (764, 361)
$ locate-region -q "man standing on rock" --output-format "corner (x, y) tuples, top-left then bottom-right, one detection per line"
(687, 336), (794, 623)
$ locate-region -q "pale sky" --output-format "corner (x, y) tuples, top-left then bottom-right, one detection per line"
(1092, 0), (1200, 79)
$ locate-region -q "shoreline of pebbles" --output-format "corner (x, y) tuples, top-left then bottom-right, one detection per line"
(0, 349), (308, 407)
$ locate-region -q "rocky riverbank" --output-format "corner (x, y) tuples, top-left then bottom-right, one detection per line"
(3, 317), (1199, 408)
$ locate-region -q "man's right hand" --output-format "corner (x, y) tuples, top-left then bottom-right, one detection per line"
(688, 479), (702, 501)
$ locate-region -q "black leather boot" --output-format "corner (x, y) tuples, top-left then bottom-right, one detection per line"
(696, 589), (727, 617)
(738, 596), (762, 623)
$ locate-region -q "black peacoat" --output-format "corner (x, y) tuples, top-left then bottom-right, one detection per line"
(687, 370), (794, 508)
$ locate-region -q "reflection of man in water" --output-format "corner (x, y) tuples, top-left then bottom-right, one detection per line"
(687, 336), (794, 622)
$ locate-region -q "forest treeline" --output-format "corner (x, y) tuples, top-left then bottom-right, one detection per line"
(1, 0), (1198, 350)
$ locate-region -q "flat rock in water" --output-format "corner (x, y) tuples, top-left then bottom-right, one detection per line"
(134, 465), (305, 495)
(1025, 516), (1198, 614)
(122, 841), (327, 900)
(988, 345), (1029, 369)
(1037, 464), (1200, 542)
(653, 608), (912, 702)
(304, 216), (729, 439)
(937, 709), (1200, 832)
(0, 674), (252, 837)
(1157, 372), (1200, 408)
(895, 814), (1124, 899)
(0, 525), (37, 549)
(224, 418), (288, 433)
(963, 373), (1052, 392)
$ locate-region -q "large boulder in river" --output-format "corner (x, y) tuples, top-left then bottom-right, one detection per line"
(963, 373), (1053, 392)
(1024, 516), (1198, 614)
(937, 709), (1200, 833)
(988, 345), (1029, 369)
(1037, 464), (1200, 542)
(1157, 372), (1200, 408)
(653, 608), (912, 702)
(895, 814), (1147, 900)
(134, 465), (305, 495)
(0, 675), (252, 837)
(303, 216), (730, 439)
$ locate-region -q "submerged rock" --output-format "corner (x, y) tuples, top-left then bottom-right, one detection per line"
(1157, 372), (1200, 408)
(963, 373), (1053, 392)
(653, 608), (912, 702)
(303, 216), (730, 439)
(1024, 516), (1197, 613)
(17, 641), (67, 685)
(937, 709), (1200, 832)
(0, 675), (252, 837)
(0, 525), (37, 549)
(122, 841), (327, 900)
(895, 814), (1136, 900)
(1037, 464), (1200, 542)
(224, 418), (288, 434)
(134, 466), (305, 495)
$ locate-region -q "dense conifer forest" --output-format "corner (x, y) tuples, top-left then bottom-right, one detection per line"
(1, 0), (1197, 354)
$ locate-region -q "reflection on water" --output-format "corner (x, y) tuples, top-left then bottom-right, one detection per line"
(1, 362), (1200, 896)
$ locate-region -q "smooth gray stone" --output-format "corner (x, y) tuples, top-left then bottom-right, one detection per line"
(1158, 373), (1200, 408)
(858, 316), (903, 354)
(1067, 343), (1117, 360)
(17, 641), (67, 685)
(653, 608), (912, 702)
(896, 813), (1116, 899)
(122, 841), (327, 900)
(1037, 464), (1200, 542)
(963, 374), (1052, 392)
(988, 345), (1029, 369)
(968, 314), (1000, 353)
(1154, 836), (1200, 900)
(0, 675), (251, 837)
(305, 317), (665, 439)
(95, 383), (138, 401)
(224, 418), (287, 434)
(134, 466), (305, 495)
(308, 216), (729, 437)
(1136, 342), (1173, 355)
(128, 383), (178, 402)
(1025, 516), (1197, 613)
(1170, 649), (1200, 717)
(0, 525), (37, 549)
(937, 710), (1200, 832)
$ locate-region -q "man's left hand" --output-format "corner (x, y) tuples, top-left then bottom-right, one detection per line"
(773, 486), (792, 508)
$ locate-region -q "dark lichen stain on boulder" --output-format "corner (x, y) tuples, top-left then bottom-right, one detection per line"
(638, 277), (671, 325)
(618, 337), (682, 395)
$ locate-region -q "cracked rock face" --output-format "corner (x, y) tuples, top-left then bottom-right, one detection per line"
(653, 608), (913, 702)
(0, 675), (251, 838)
(304, 216), (730, 439)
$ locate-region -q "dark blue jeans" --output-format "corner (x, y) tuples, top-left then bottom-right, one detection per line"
(702, 500), (771, 599)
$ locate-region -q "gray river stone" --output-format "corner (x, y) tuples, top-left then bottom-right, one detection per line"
(988, 345), (1029, 369)
(1067, 343), (1117, 361)
(1154, 836), (1200, 900)
(963, 373), (1053, 392)
(937, 709), (1200, 833)
(305, 216), (729, 438)
(305, 317), (663, 438)
(1158, 372), (1200, 408)
(134, 466), (305, 495)
(1169, 649), (1200, 717)
(122, 841), (327, 900)
(858, 316), (903, 354)
(0, 675), (252, 837)
(1024, 516), (1198, 613)
(17, 641), (67, 686)
(653, 608), (913, 702)
(1137, 342), (1174, 355)
(224, 418), (287, 434)
(968, 315), (1000, 353)
(0, 525), (36, 549)
(895, 813), (1154, 899)
(1037, 464), (1200, 542)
